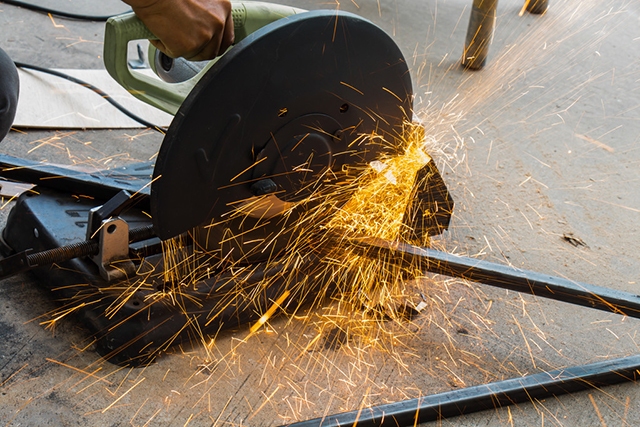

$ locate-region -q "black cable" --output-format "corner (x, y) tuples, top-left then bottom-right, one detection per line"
(2, 0), (130, 21)
(14, 62), (166, 134)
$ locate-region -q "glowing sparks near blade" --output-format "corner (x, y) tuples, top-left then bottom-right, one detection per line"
(250, 290), (291, 335)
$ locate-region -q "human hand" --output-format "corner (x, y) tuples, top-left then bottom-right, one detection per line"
(123, 0), (234, 61)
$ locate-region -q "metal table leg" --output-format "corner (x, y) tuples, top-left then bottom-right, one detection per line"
(462, 0), (550, 70)
(462, 0), (498, 70)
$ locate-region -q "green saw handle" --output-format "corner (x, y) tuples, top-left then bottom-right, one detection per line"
(104, 2), (305, 115)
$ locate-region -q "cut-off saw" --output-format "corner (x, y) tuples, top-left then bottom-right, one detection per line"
(0, 2), (454, 365)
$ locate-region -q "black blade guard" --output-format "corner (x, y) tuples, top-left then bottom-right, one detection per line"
(151, 10), (413, 241)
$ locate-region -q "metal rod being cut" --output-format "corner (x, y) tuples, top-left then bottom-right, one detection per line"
(349, 237), (640, 319)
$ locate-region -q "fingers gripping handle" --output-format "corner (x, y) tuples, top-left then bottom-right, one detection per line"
(104, 13), (188, 115)
(104, 12), (198, 115)
(104, 2), (305, 116)
(117, 14), (156, 41)
(231, 2), (306, 41)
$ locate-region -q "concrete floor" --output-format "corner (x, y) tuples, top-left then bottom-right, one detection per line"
(1, 0), (639, 425)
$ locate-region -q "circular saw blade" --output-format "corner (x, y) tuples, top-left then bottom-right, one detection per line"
(151, 10), (413, 243)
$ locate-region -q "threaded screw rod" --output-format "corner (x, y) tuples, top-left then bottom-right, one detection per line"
(0, 225), (156, 280)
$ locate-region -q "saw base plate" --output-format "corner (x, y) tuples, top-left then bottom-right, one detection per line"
(1, 181), (324, 366)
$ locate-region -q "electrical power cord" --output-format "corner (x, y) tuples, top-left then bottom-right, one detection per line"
(8, 2), (166, 133)
(14, 62), (166, 134)
(3, 0), (130, 21)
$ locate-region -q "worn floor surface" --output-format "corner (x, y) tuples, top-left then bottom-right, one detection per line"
(1, 0), (639, 426)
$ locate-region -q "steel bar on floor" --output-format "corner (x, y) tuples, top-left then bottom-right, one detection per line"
(286, 354), (640, 426)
